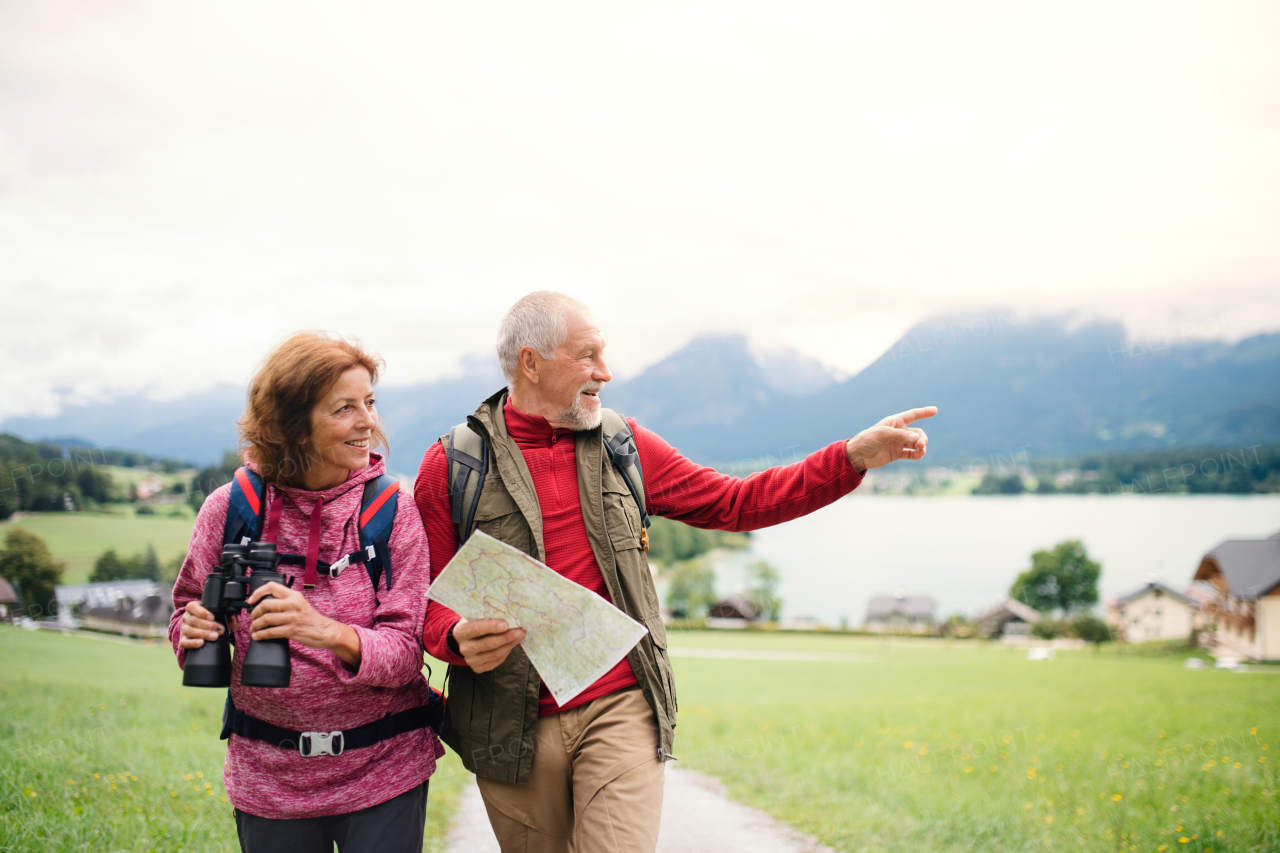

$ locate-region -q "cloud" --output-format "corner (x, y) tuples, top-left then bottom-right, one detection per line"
(1, 1), (1279, 419)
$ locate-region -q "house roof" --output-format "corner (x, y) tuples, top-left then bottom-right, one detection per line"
(865, 595), (935, 619)
(975, 598), (1042, 624)
(57, 580), (165, 610)
(709, 593), (760, 620)
(84, 594), (169, 626)
(1114, 581), (1199, 609)
(1195, 529), (1280, 599)
(0, 576), (18, 605)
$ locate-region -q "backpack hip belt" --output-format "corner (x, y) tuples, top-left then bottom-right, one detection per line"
(222, 696), (445, 757)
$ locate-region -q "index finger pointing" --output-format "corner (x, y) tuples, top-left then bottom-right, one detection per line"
(898, 406), (938, 425)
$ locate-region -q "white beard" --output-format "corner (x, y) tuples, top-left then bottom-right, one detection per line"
(558, 385), (604, 430)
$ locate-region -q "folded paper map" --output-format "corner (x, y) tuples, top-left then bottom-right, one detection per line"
(427, 530), (649, 705)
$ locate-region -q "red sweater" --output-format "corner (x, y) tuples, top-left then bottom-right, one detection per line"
(415, 399), (863, 716)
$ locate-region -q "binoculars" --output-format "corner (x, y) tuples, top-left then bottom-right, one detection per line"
(182, 541), (292, 689)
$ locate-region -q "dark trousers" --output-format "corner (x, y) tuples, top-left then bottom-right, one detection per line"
(234, 781), (429, 853)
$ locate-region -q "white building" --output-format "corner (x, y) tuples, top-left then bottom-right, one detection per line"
(1107, 581), (1198, 643)
(863, 593), (936, 634)
(55, 579), (165, 626)
(1193, 530), (1280, 662)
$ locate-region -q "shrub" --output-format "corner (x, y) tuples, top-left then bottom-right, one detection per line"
(1032, 618), (1060, 639)
(1073, 614), (1112, 645)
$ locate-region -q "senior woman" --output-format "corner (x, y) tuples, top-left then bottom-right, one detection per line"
(168, 332), (443, 853)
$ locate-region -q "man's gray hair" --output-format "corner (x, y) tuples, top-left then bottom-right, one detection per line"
(496, 291), (591, 383)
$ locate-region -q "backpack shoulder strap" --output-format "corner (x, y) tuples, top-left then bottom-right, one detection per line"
(359, 474), (401, 592)
(443, 423), (489, 545)
(224, 467), (265, 546)
(601, 409), (649, 530)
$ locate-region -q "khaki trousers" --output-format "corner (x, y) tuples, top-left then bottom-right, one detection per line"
(476, 688), (666, 853)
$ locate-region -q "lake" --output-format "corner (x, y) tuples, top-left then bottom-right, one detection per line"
(709, 494), (1280, 625)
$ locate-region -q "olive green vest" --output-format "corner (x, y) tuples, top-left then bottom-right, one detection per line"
(438, 389), (677, 783)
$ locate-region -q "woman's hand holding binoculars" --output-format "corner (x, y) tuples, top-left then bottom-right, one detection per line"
(245, 582), (362, 667)
(179, 600), (236, 648)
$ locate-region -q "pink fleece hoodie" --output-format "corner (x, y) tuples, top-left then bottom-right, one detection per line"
(167, 454), (444, 820)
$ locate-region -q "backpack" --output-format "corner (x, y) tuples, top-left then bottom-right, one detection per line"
(444, 409), (650, 549)
(224, 466), (402, 593)
(216, 467), (446, 741)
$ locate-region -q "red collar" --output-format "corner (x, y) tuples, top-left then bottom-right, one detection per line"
(503, 398), (576, 446)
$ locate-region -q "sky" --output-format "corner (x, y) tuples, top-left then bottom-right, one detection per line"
(2, 1), (1278, 421)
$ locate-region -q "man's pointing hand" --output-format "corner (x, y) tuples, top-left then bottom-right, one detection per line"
(845, 406), (938, 472)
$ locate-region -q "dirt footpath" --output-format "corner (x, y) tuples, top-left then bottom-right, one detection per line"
(445, 765), (834, 853)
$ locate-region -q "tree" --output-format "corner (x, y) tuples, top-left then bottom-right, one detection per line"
(646, 517), (749, 565)
(90, 549), (141, 583)
(747, 559), (782, 622)
(973, 472), (1025, 495)
(663, 559), (716, 619)
(1009, 539), (1101, 615)
(75, 467), (114, 503)
(0, 528), (65, 617)
(139, 543), (162, 581)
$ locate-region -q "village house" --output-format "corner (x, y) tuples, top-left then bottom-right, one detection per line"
(81, 593), (170, 639)
(974, 598), (1043, 639)
(863, 592), (936, 634)
(0, 576), (19, 621)
(1106, 580), (1199, 643)
(1193, 529), (1280, 662)
(55, 579), (166, 631)
(135, 474), (168, 500)
(705, 593), (761, 628)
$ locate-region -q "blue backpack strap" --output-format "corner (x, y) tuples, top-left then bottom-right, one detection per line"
(220, 466), (265, 741)
(359, 474), (401, 593)
(224, 467), (265, 546)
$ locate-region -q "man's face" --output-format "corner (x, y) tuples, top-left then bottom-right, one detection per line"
(542, 307), (612, 430)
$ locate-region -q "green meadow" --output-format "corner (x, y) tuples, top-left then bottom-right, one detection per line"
(0, 508), (196, 585)
(665, 629), (1278, 852)
(0, 627), (467, 852)
(2, 626), (1276, 852)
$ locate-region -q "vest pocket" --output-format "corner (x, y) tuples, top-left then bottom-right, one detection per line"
(474, 486), (531, 550)
(603, 485), (642, 550)
(643, 615), (678, 720)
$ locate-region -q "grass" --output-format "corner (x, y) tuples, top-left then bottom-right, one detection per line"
(97, 467), (190, 493)
(4, 625), (1276, 852)
(664, 629), (1278, 852)
(0, 507), (197, 584)
(0, 627), (466, 852)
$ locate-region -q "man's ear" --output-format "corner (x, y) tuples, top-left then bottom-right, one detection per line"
(517, 346), (541, 385)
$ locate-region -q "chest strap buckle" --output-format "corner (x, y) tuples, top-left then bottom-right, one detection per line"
(300, 731), (344, 757)
(327, 555), (350, 577)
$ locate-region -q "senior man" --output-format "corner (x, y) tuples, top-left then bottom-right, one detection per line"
(414, 291), (935, 853)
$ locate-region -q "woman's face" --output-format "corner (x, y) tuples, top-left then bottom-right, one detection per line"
(302, 366), (377, 490)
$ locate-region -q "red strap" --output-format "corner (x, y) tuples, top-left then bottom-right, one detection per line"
(303, 495), (324, 590)
(235, 468), (261, 517)
(262, 489), (284, 544)
(360, 481), (400, 528)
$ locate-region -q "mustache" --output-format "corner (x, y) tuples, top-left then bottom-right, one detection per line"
(579, 382), (604, 393)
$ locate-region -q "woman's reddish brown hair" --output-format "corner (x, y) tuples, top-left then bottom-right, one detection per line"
(239, 332), (387, 487)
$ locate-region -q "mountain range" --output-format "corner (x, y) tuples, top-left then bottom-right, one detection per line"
(5, 312), (1279, 474)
